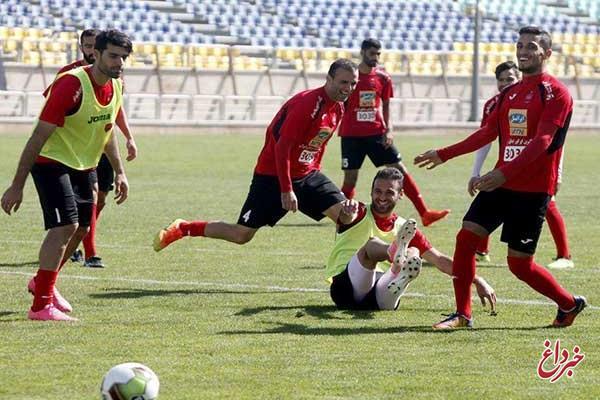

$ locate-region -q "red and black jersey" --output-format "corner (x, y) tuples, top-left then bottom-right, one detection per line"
(254, 86), (344, 192)
(338, 67), (393, 137)
(438, 72), (572, 195)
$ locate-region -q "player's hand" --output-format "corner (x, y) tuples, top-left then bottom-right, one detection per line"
(125, 138), (138, 161)
(474, 276), (497, 314)
(383, 130), (393, 149)
(474, 169), (506, 192)
(467, 176), (479, 197)
(339, 199), (359, 224)
(281, 191), (298, 212)
(1, 185), (23, 215)
(414, 150), (443, 170)
(113, 173), (129, 205)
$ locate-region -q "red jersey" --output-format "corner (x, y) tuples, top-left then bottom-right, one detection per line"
(338, 202), (432, 254)
(438, 72), (572, 195)
(254, 86), (344, 192)
(338, 67), (393, 137)
(480, 93), (500, 127)
(42, 59), (87, 97)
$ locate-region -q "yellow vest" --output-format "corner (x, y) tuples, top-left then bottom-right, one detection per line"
(40, 67), (122, 170)
(325, 205), (406, 280)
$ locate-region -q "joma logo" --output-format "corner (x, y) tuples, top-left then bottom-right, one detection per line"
(87, 114), (111, 124)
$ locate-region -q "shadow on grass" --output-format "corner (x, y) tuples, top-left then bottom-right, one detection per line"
(235, 304), (374, 320)
(0, 261), (38, 268)
(220, 322), (551, 336)
(89, 287), (265, 299)
(298, 265), (325, 270)
(0, 311), (21, 321)
(277, 223), (327, 228)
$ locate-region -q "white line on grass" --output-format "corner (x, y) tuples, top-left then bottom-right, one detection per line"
(1, 270), (597, 310)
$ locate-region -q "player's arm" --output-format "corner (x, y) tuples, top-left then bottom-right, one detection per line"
(274, 104), (311, 212)
(1, 121), (57, 215)
(103, 131), (129, 205)
(115, 107), (137, 161)
(421, 246), (496, 311)
(381, 99), (393, 147)
(468, 143), (492, 196)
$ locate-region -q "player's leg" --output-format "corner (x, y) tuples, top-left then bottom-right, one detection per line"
(502, 193), (584, 327)
(340, 137), (368, 199)
(294, 171), (346, 224)
(376, 247), (422, 310)
(28, 163), (80, 321)
(475, 235), (491, 263)
(545, 199), (574, 269)
(83, 154), (113, 268)
(433, 190), (503, 329)
(153, 174), (283, 251)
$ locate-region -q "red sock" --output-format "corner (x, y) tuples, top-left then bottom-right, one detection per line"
(507, 256), (575, 310)
(341, 184), (356, 200)
(180, 221), (207, 237)
(545, 200), (570, 259)
(83, 203), (98, 259)
(31, 269), (58, 311)
(476, 235), (490, 254)
(452, 228), (481, 318)
(402, 172), (427, 216)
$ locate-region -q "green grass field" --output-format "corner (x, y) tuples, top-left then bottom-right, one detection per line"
(0, 133), (598, 399)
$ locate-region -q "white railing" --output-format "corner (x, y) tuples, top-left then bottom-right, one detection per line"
(1, 91), (599, 127)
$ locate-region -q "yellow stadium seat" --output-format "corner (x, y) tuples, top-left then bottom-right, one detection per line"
(23, 50), (41, 66)
(9, 27), (25, 40)
(0, 26), (8, 40)
(301, 48), (317, 60)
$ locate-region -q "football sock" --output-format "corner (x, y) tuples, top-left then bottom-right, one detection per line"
(180, 221), (207, 237)
(476, 235), (490, 254)
(545, 200), (570, 259)
(83, 203), (98, 259)
(31, 269), (58, 311)
(452, 228), (481, 318)
(341, 184), (356, 200)
(507, 256), (576, 311)
(402, 172), (427, 216)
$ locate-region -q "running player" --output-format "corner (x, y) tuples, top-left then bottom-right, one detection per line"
(153, 59), (359, 251)
(338, 38), (449, 227)
(415, 26), (586, 329)
(327, 168), (496, 311)
(1, 29), (132, 321)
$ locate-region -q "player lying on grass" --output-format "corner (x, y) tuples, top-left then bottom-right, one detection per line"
(326, 168), (496, 311)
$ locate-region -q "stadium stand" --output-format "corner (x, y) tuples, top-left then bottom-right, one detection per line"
(0, 0), (598, 127)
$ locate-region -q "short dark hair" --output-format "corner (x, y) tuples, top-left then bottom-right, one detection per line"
(94, 29), (133, 54)
(518, 26), (552, 51)
(495, 61), (518, 80)
(371, 167), (404, 191)
(361, 38), (382, 51)
(80, 28), (100, 44)
(327, 58), (357, 78)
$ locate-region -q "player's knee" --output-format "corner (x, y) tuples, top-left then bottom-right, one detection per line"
(232, 229), (255, 245)
(507, 257), (532, 280)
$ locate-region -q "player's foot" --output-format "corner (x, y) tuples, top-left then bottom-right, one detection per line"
(475, 251), (491, 264)
(387, 253), (422, 295)
(552, 296), (587, 328)
(28, 304), (77, 321)
(70, 249), (83, 263)
(27, 278), (73, 313)
(83, 256), (105, 268)
(388, 218), (417, 266)
(421, 209), (450, 227)
(153, 219), (187, 252)
(432, 312), (473, 330)
(547, 257), (574, 270)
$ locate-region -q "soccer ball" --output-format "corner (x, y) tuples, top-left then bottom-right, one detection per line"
(100, 362), (159, 400)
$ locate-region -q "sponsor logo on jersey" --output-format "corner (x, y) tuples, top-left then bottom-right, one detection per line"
(542, 81), (555, 101)
(508, 109), (527, 136)
(310, 96), (324, 119)
(308, 128), (332, 148)
(359, 91), (376, 107)
(87, 113), (111, 124)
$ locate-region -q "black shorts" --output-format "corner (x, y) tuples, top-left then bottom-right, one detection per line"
(236, 171), (345, 229)
(30, 162), (95, 230)
(330, 266), (383, 310)
(96, 153), (114, 192)
(463, 188), (550, 254)
(341, 135), (401, 170)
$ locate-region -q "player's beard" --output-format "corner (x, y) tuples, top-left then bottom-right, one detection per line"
(83, 53), (95, 64)
(364, 59), (377, 67)
(372, 201), (395, 215)
(98, 63), (122, 79)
